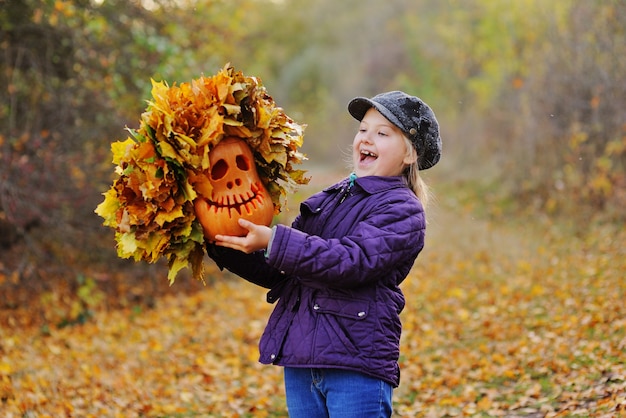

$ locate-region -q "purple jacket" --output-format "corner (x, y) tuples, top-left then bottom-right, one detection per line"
(207, 175), (425, 387)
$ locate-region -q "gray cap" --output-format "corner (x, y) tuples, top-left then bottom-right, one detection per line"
(348, 91), (442, 170)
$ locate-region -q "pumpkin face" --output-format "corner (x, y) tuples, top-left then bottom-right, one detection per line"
(194, 137), (274, 240)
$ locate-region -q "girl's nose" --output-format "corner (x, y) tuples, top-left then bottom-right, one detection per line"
(360, 132), (373, 144)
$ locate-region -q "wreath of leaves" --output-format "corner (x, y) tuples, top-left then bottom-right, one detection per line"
(95, 64), (308, 283)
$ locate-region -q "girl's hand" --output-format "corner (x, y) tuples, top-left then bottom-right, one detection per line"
(214, 218), (273, 254)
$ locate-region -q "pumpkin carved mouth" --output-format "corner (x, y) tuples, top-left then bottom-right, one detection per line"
(206, 182), (270, 215)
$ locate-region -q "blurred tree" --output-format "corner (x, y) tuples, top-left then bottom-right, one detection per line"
(1, 0), (624, 307)
(409, 0), (625, 220)
(0, 0), (187, 286)
(530, 0), (625, 215)
(254, 0), (438, 162)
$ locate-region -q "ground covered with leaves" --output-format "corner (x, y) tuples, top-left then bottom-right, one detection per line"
(1, 183), (625, 417)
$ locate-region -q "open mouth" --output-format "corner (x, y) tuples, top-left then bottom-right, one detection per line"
(209, 182), (269, 215)
(360, 150), (378, 163)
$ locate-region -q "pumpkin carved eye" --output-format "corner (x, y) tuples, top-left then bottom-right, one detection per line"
(211, 159), (229, 181)
(236, 155), (250, 171)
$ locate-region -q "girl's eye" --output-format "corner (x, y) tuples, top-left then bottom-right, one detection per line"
(378, 131), (388, 136)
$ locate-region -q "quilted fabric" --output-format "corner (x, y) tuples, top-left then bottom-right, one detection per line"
(207, 175), (426, 387)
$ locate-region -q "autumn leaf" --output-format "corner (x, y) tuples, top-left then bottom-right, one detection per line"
(6, 177), (626, 416)
(95, 64), (310, 283)
(111, 138), (136, 164)
(94, 188), (121, 227)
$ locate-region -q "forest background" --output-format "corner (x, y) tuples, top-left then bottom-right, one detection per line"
(0, 0), (625, 416)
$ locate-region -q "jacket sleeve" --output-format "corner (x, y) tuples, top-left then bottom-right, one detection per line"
(266, 192), (425, 289)
(206, 244), (286, 289)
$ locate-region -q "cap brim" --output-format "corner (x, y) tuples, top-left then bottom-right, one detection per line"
(348, 97), (375, 121)
(348, 97), (405, 133)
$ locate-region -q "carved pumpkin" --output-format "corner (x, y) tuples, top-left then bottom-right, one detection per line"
(194, 137), (274, 240)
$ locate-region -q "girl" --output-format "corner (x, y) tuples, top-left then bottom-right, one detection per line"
(202, 90), (441, 417)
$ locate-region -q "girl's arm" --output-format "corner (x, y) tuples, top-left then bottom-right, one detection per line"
(206, 230), (285, 289)
(213, 197), (424, 289)
(268, 197), (425, 289)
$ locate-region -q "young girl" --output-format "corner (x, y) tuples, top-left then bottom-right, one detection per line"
(202, 90), (441, 417)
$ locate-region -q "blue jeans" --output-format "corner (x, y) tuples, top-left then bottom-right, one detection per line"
(284, 367), (393, 418)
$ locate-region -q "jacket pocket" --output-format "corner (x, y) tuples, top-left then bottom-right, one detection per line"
(312, 295), (370, 320)
(311, 295), (374, 359)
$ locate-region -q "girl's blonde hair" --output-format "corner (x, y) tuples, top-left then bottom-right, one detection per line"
(403, 137), (430, 209)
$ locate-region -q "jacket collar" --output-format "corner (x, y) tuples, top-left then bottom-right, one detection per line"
(302, 175), (408, 213)
(325, 175), (408, 195)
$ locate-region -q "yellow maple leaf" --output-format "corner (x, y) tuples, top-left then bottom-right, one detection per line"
(157, 141), (180, 161)
(187, 171), (213, 199)
(111, 138), (136, 165)
(140, 232), (170, 262)
(153, 205), (184, 227)
(94, 189), (121, 227)
(256, 105), (272, 129)
(117, 232), (139, 258)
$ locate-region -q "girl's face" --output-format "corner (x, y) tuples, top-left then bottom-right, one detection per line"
(352, 108), (416, 178)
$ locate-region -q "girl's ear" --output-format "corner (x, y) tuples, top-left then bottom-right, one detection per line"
(403, 145), (418, 166)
